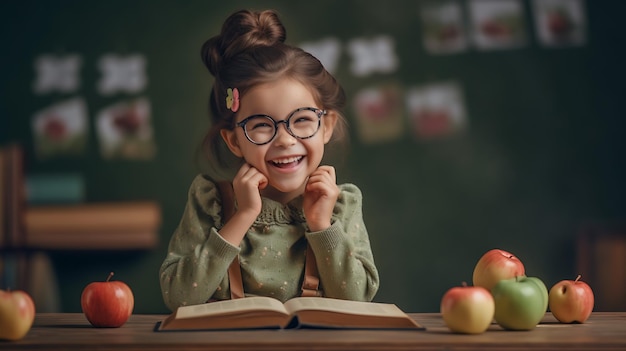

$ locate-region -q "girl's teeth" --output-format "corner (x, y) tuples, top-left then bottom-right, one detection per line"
(273, 156), (301, 164)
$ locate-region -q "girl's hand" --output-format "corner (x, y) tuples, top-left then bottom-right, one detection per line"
(218, 163), (267, 246)
(303, 165), (339, 232)
(232, 163), (268, 218)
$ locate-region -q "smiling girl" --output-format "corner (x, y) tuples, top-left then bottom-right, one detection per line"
(159, 9), (379, 311)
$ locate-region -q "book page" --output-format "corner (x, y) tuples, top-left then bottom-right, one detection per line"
(284, 297), (408, 318)
(175, 296), (288, 319)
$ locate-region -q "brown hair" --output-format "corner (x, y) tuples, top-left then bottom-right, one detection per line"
(200, 9), (347, 170)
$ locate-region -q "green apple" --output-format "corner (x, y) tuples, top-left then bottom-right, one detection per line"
(440, 283), (495, 334)
(0, 289), (36, 340)
(492, 276), (548, 330)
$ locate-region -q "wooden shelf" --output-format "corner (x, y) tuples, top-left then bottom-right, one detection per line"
(24, 230), (158, 250)
(22, 201), (161, 250)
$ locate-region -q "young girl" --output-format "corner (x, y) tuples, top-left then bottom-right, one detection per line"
(159, 9), (379, 311)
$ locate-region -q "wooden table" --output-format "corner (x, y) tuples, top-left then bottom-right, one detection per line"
(3, 312), (625, 350)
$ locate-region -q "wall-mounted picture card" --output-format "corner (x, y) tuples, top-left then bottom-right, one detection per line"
(347, 36), (399, 77)
(32, 54), (82, 95)
(95, 98), (156, 160)
(532, 0), (587, 47)
(406, 82), (467, 141)
(97, 54), (147, 95)
(300, 37), (342, 75)
(469, 0), (527, 50)
(31, 98), (88, 158)
(352, 84), (405, 144)
(419, 0), (469, 54)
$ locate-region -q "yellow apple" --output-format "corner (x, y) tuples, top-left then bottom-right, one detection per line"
(0, 289), (36, 340)
(440, 283), (495, 334)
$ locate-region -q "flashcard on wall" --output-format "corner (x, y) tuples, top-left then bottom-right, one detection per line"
(95, 98), (156, 160)
(532, 0), (587, 47)
(469, 0), (527, 50)
(97, 54), (147, 95)
(300, 37), (342, 74)
(420, 0), (468, 54)
(406, 82), (467, 141)
(347, 36), (399, 77)
(352, 84), (405, 144)
(32, 54), (82, 94)
(31, 98), (88, 158)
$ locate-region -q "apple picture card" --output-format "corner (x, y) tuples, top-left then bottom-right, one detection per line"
(352, 84), (405, 144)
(95, 97), (156, 160)
(31, 98), (89, 159)
(469, 0), (528, 50)
(531, 0), (587, 47)
(419, 0), (469, 55)
(406, 82), (467, 141)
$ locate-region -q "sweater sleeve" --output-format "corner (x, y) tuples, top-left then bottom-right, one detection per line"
(305, 184), (379, 301)
(159, 175), (239, 311)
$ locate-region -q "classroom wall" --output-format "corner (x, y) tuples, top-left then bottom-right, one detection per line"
(2, 0), (625, 313)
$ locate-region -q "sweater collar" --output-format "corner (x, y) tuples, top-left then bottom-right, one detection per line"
(255, 195), (306, 224)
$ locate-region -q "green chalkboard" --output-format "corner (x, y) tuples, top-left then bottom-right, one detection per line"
(2, 0), (625, 313)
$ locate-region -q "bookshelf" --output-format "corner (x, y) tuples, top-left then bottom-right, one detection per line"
(1, 144), (161, 309)
(1, 144), (161, 252)
(0, 144), (161, 251)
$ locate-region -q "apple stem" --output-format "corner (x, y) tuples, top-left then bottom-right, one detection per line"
(106, 272), (114, 282)
(575, 274), (581, 282)
(461, 281), (468, 287)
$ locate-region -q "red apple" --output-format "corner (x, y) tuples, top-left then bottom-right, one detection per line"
(549, 275), (594, 323)
(440, 282), (495, 334)
(473, 249), (526, 291)
(81, 272), (134, 328)
(0, 289), (36, 340)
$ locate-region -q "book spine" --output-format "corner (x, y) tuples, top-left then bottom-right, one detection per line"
(25, 173), (85, 204)
(0, 148), (5, 248)
(6, 144), (25, 248)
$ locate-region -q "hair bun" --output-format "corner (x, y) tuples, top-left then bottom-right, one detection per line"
(202, 10), (286, 76)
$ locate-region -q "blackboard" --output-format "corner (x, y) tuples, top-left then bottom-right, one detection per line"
(2, 0), (625, 313)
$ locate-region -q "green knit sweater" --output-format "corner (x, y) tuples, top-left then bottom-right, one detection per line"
(159, 174), (379, 311)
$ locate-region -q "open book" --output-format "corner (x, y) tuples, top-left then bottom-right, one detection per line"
(156, 296), (423, 331)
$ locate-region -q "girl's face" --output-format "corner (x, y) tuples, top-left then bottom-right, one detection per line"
(221, 78), (338, 199)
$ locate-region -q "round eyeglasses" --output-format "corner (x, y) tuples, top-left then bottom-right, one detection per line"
(236, 107), (326, 145)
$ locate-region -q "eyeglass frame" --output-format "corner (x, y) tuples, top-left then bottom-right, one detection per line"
(235, 107), (327, 145)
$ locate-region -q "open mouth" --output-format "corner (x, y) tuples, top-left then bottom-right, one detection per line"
(269, 156), (303, 168)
